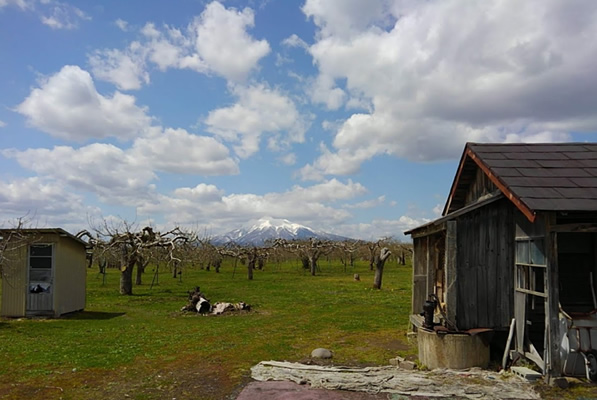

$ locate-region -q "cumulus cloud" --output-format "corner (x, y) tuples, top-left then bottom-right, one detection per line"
(299, 0), (597, 179)
(138, 178), (366, 231)
(16, 65), (152, 141)
(3, 144), (156, 205)
(302, 0), (389, 39)
(0, 177), (101, 230)
(88, 42), (149, 90)
(191, 1), (270, 82)
(3, 126), (239, 204)
(339, 215), (428, 241)
(205, 83), (307, 158)
(89, 1), (269, 88)
(130, 128), (239, 175)
(343, 195), (385, 209)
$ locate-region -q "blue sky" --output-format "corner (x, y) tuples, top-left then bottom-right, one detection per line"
(1, 0), (597, 240)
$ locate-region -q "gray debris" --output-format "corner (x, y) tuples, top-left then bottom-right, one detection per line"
(251, 361), (540, 400)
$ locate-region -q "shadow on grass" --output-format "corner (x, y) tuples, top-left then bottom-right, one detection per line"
(62, 311), (126, 320)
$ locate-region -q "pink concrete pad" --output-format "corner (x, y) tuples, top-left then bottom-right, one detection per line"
(236, 381), (391, 400)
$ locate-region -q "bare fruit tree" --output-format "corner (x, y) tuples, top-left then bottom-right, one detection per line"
(87, 221), (193, 295)
(219, 243), (269, 280)
(274, 238), (334, 276)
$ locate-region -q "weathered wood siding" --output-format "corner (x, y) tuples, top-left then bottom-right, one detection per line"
(464, 168), (498, 207)
(412, 236), (429, 315)
(455, 199), (514, 330)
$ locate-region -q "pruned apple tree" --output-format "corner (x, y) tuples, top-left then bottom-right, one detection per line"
(87, 221), (193, 295)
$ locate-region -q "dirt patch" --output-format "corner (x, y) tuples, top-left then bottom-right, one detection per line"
(0, 355), (250, 400)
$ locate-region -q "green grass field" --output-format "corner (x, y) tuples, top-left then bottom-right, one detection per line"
(0, 259), (414, 400)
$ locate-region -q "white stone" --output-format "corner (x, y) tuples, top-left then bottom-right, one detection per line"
(311, 348), (333, 359)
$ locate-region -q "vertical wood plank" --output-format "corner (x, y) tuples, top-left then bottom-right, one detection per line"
(477, 209), (489, 327)
(446, 221), (458, 327)
(545, 214), (562, 378)
(412, 238), (428, 315)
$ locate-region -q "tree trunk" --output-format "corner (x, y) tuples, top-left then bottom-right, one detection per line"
(120, 259), (135, 295)
(301, 255), (309, 270)
(247, 258), (254, 280)
(135, 257), (150, 285)
(309, 255), (318, 276)
(373, 248), (391, 290)
(172, 261), (178, 278)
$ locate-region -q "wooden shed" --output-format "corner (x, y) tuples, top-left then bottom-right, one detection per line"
(1, 228), (88, 317)
(406, 142), (597, 380)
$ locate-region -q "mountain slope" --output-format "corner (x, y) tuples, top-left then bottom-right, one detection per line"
(212, 217), (350, 246)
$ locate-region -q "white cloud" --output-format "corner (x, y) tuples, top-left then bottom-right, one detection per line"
(138, 178), (366, 232)
(40, 1), (90, 30)
(279, 153), (296, 166)
(191, 1), (270, 82)
(302, 0), (388, 39)
(0, 120), (6, 128)
(343, 195), (385, 209)
(115, 18), (128, 31)
(0, 177), (101, 230)
(0, 0), (31, 10)
(3, 144), (157, 205)
(130, 128), (239, 175)
(16, 65), (152, 141)
(3, 125), (239, 204)
(89, 1), (269, 88)
(205, 83), (307, 158)
(88, 42), (149, 90)
(299, 0), (597, 178)
(282, 34), (308, 50)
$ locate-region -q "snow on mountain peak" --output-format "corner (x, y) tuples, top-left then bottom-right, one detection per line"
(212, 217), (349, 246)
(254, 217), (307, 234)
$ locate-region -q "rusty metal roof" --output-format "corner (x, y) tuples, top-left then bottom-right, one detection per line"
(444, 143), (597, 222)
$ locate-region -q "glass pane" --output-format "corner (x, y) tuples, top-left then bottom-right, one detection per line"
(29, 269), (51, 282)
(534, 267), (545, 294)
(531, 240), (545, 265)
(30, 245), (52, 257)
(516, 241), (530, 264)
(30, 257), (52, 269)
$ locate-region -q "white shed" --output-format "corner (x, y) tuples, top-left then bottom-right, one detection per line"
(1, 228), (88, 317)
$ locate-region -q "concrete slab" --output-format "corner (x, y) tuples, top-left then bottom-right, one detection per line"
(236, 381), (393, 400)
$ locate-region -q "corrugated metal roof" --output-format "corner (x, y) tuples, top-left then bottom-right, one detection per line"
(467, 143), (597, 215)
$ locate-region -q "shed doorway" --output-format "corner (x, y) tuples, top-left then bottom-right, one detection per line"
(27, 244), (54, 315)
(558, 232), (597, 314)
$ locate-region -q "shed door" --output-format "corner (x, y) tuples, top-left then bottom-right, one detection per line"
(27, 244), (54, 313)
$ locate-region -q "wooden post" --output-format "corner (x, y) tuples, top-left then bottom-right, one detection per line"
(445, 221), (458, 327)
(545, 216), (561, 379)
(426, 236), (433, 301)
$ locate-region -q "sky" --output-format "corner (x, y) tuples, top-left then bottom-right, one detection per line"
(1, 0), (597, 241)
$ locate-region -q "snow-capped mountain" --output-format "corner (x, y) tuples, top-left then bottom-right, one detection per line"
(211, 217), (350, 246)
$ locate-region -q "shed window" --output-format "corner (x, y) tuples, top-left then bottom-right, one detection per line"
(30, 244), (53, 269)
(515, 238), (546, 297)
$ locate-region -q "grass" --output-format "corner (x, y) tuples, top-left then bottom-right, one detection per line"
(0, 259), (415, 399)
